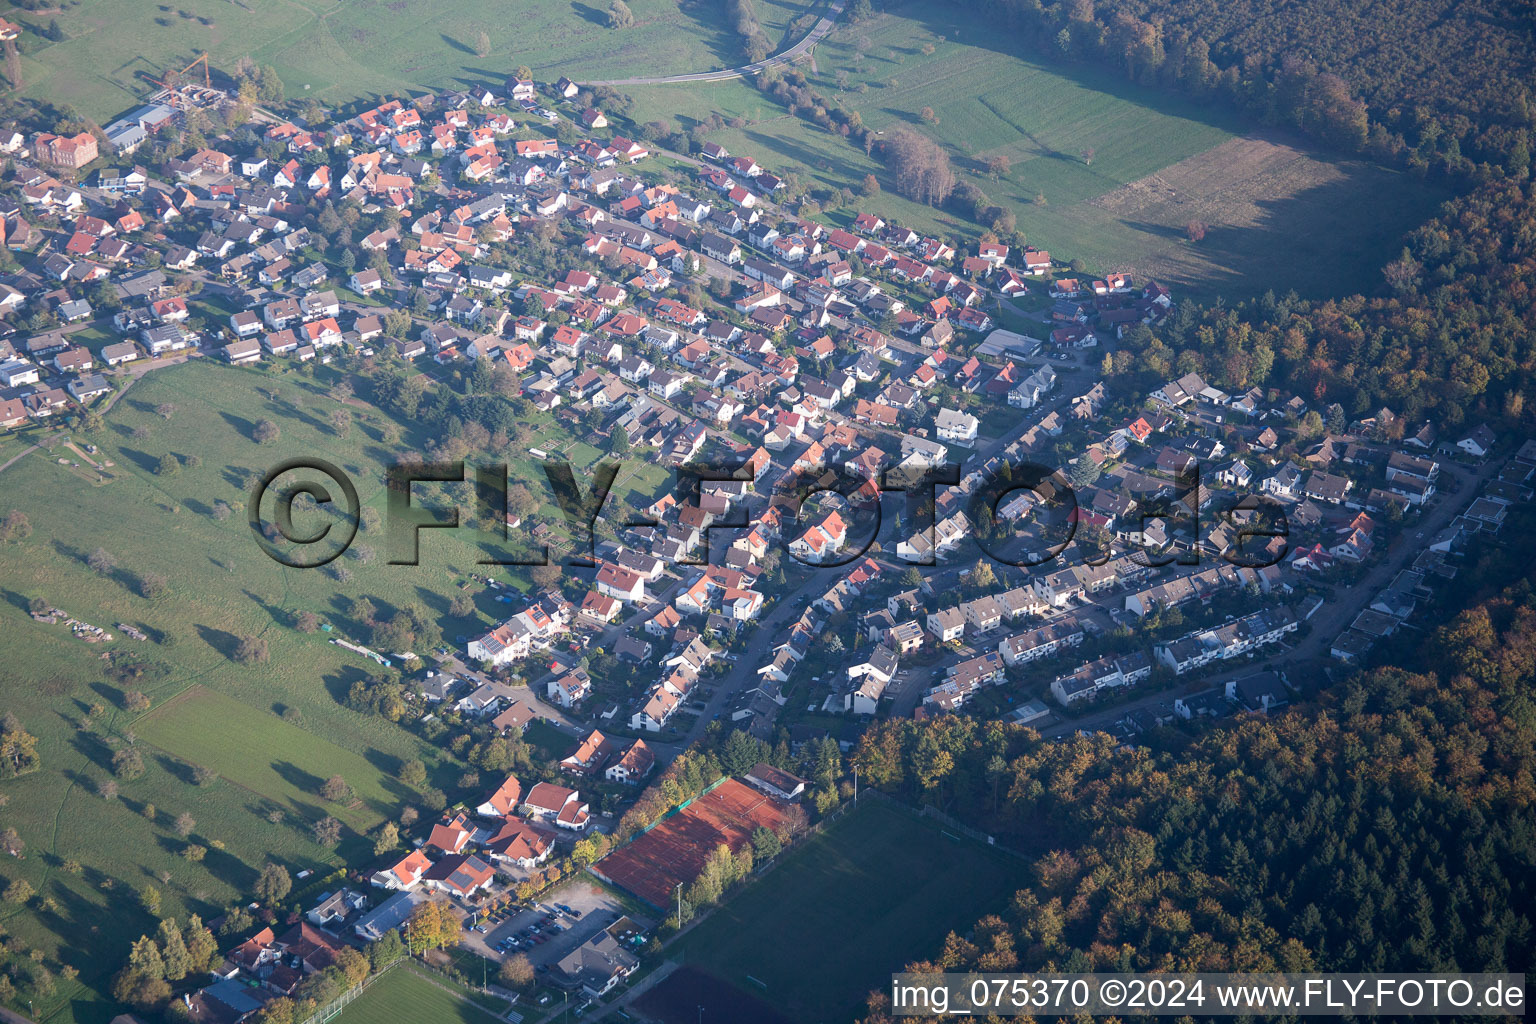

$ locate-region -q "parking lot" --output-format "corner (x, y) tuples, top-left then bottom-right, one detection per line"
(461, 878), (640, 971)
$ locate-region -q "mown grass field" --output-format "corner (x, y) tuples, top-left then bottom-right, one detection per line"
(628, 4), (1446, 299)
(3, 0), (822, 122)
(134, 686), (408, 830)
(0, 356), (601, 1024)
(676, 798), (1026, 1022)
(332, 965), (504, 1024)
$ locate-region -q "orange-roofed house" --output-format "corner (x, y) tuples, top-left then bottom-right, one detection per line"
(596, 563), (645, 603)
(503, 341), (535, 372)
(560, 729), (620, 776)
(521, 781), (590, 831)
(483, 817), (555, 868)
(580, 589), (621, 624)
(604, 738), (655, 784)
(426, 811), (474, 854)
(371, 848), (432, 890)
(475, 774), (522, 819)
(789, 510), (847, 562)
(230, 926), (278, 971)
(151, 296), (189, 321)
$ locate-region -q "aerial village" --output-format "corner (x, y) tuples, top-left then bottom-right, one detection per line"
(2, 50), (1532, 1020)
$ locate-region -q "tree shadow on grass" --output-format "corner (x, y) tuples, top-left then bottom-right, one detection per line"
(218, 411), (256, 439)
(194, 623), (242, 661)
(271, 759), (326, 801)
(1117, 217), (1193, 241)
(222, 463), (254, 491)
(152, 751), (198, 785)
(286, 407), (332, 435)
(241, 588), (287, 626)
(200, 843), (261, 893)
(362, 444), (399, 471)
(320, 664), (371, 708)
(116, 446), (161, 474)
(45, 883), (129, 967)
(570, 1), (607, 27)
(452, 64), (505, 84)
(413, 584), (451, 616)
(361, 749), (418, 806)
(67, 731), (116, 774)
(88, 680), (121, 707)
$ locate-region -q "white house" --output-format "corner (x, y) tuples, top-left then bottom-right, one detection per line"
(935, 407), (978, 444)
(1457, 424), (1496, 459)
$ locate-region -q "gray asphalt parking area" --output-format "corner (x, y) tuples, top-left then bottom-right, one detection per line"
(467, 879), (637, 969)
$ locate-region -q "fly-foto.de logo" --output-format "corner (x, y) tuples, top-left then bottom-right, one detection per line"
(249, 456), (1291, 572)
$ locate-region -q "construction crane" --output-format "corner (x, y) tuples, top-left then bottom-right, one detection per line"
(140, 53), (211, 106)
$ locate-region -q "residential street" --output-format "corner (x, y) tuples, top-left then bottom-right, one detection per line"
(678, 568), (829, 746)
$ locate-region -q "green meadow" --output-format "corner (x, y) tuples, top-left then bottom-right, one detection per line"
(3, 0), (823, 121)
(0, 355), (613, 1024)
(332, 964), (505, 1024)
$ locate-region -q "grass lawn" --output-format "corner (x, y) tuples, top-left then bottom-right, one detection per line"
(5, 0), (823, 122)
(333, 964), (505, 1024)
(134, 685), (408, 830)
(522, 718), (575, 763)
(675, 798), (1027, 1022)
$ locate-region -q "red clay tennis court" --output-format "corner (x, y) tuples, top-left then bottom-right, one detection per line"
(594, 778), (798, 907)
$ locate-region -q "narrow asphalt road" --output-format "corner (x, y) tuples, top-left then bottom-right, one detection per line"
(579, 0), (846, 86)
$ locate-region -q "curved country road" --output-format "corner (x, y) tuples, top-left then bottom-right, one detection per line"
(579, 0), (846, 86)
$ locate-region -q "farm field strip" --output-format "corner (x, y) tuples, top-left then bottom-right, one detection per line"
(133, 686), (400, 829)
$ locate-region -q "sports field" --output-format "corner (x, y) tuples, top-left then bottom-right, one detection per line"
(5, 0), (822, 122)
(597, 778), (801, 907)
(333, 965), (504, 1024)
(675, 798), (1026, 1022)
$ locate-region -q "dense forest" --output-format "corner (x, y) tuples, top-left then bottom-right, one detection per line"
(849, 531), (1536, 1022)
(929, 0), (1536, 177)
